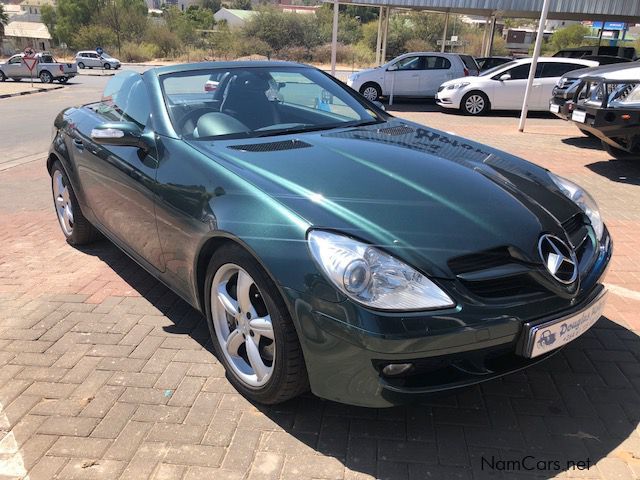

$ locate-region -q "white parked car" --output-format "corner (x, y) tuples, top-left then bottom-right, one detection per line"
(436, 57), (599, 115)
(347, 52), (480, 102)
(75, 51), (121, 70)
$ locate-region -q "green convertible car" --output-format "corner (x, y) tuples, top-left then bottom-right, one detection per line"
(48, 62), (612, 408)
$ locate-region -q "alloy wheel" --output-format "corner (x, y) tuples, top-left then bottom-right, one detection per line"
(465, 94), (485, 115)
(211, 263), (275, 388)
(362, 86), (379, 101)
(52, 170), (74, 236)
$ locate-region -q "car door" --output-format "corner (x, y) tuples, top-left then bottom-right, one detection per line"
(72, 73), (164, 271)
(384, 56), (424, 96)
(534, 62), (588, 110)
(420, 55), (454, 97)
(5, 55), (28, 78)
(491, 63), (536, 109)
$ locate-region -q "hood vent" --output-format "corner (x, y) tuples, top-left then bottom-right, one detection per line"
(228, 139), (311, 153)
(376, 125), (415, 136)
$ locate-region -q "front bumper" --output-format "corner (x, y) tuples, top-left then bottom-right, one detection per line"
(435, 88), (463, 109)
(571, 104), (640, 153)
(286, 230), (612, 408)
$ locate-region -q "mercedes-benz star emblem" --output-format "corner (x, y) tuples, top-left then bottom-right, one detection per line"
(538, 234), (578, 285)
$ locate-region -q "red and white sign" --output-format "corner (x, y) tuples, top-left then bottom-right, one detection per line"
(23, 47), (35, 58)
(24, 57), (38, 72)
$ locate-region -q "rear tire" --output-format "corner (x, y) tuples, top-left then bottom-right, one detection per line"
(50, 161), (100, 245)
(39, 71), (53, 84)
(461, 91), (490, 115)
(360, 82), (382, 102)
(58, 77), (69, 84)
(0, 71), (5, 82)
(204, 243), (308, 405)
(602, 140), (640, 160)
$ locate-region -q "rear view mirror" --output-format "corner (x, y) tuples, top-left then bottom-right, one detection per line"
(499, 73), (512, 81)
(91, 122), (149, 152)
(387, 64), (398, 71)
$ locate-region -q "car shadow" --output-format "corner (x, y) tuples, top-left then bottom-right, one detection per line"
(79, 239), (639, 479)
(586, 159), (640, 186)
(561, 135), (603, 151)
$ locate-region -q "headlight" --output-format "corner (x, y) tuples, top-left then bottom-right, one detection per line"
(446, 82), (470, 90)
(349, 74), (359, 82)
(307, 230), (454, 311)
(549, 173), (604, 239)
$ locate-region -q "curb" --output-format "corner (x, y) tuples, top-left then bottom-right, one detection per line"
(78, 71), (115, 77)
(0, 84), (64, 99)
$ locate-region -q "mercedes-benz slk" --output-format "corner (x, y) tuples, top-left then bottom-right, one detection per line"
(47, 62), (612, 407)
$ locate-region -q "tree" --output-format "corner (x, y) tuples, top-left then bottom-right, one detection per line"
(229, 0), (251, 10)
(548, 24), (591, 52)
(201, 0), (221, 13)
(73, 24), (117, 49)
(243, 8), (321, 53)
(0, 4), (9, 44)
(54, 0), (102, 47)
(101, 0), (148, 55)
(41, 5), (57, 42)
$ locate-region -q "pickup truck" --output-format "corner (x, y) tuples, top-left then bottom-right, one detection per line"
(0, 52), (77, 84)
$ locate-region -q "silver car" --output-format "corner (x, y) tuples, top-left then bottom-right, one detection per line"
(75, 51), (121, 70)
(0, 52), (77, 83)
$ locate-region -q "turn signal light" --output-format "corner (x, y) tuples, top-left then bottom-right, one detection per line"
(621, 114), (632, 121)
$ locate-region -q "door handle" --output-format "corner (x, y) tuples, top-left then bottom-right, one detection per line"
(72, 139), (84, 149)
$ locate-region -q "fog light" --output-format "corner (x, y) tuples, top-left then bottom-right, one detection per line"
(382, 363), (413, 376)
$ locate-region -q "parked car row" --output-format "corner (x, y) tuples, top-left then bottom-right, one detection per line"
(0, 49), (121, 83)
(550, 63), (640, 160)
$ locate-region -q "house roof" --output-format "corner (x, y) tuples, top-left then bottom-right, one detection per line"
(215, 8), (259, 21)
(4, 21), (52, 40)
(19, 0), (55, 6)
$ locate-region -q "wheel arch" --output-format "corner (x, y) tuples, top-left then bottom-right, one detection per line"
(461, 89), (491, 113)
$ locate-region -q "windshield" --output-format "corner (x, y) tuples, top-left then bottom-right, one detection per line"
(480, 60), (519, 77)
(161, 66), (384, 140)
(101, 53), (114, 59)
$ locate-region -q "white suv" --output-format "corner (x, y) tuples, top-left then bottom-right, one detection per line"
(347, 52), (479, 102)
(436, 57), (598, 115)
(75, 51), (121, 70)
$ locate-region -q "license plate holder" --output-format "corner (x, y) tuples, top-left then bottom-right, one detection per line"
(550, 103), (560, 113)
(572, 110), (587, 123)
(522, 290), (607, 358)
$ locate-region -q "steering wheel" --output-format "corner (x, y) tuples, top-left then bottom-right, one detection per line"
(177, 108), (218, 136)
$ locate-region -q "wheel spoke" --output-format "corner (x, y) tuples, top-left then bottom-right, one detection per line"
(55, 195), (65, 207)
(249, 316), (273, 340)
(217, 283), (239, 317)
(245, 337), (268, 381)
(236, 270), (253, 314)
(65, 206), (74, 224)
(225, 329), (243, 357)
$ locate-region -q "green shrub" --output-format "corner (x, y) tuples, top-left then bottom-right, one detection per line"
(72, 24), (116, 51)
(119, 42), (158, 62)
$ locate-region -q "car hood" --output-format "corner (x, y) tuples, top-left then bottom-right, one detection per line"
(188, 121), (582, 279)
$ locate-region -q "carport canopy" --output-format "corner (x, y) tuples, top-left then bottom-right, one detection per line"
(326, 0), (640, 130)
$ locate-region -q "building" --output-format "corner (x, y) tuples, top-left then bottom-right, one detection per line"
(18, 0), (54, 21)
(505, 27), (554, 56)
(213, 8), (259, 28)
(3, 20), (52, 53)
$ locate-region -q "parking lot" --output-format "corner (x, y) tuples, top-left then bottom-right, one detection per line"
(1, 71), (640, 480)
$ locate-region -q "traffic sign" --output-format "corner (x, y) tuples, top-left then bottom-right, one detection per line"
(23, 47), (35, 58)
(24, 57), (38, 71)
(96, 46), (104, 55)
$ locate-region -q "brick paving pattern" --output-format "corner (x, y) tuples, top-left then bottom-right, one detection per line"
(0, 108), (639, 479)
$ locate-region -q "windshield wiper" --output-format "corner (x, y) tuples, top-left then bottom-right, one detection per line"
(252, 119), (383, 138)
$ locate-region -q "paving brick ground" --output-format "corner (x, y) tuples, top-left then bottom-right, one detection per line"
(1, 106), (639, 480)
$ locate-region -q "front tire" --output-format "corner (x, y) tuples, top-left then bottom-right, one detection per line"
(602, 140), (639, 160)
(50, 161), (100, 245)
(103, 63), (111, 70)
(39, 71), (53, 84)
(77, 62), (85, 69)
(58, 77), (69, 84)
(360, 82), (382, 102)
(461, 91), (490, 115)
(204, 244), (308, 404)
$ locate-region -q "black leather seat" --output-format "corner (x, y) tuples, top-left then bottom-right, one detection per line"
(220, 72), (280, 130)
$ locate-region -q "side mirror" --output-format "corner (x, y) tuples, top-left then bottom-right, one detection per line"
(499, 73), (512, 81)
(373, 101), (385, 111)
(387, 64), (398, 71)
(91, 123), (149, 152)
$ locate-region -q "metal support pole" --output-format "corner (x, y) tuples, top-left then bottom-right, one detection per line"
(487, 16), (497, 56)
(380, 7), (389, 64)
(330, 0), (339, 76)
(375, 6), (383, 65)
(518, 0), (551, 132)
(441, 12), (449, 53)
(597, 19), (605, 46)
(481, 16), (490, 56)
